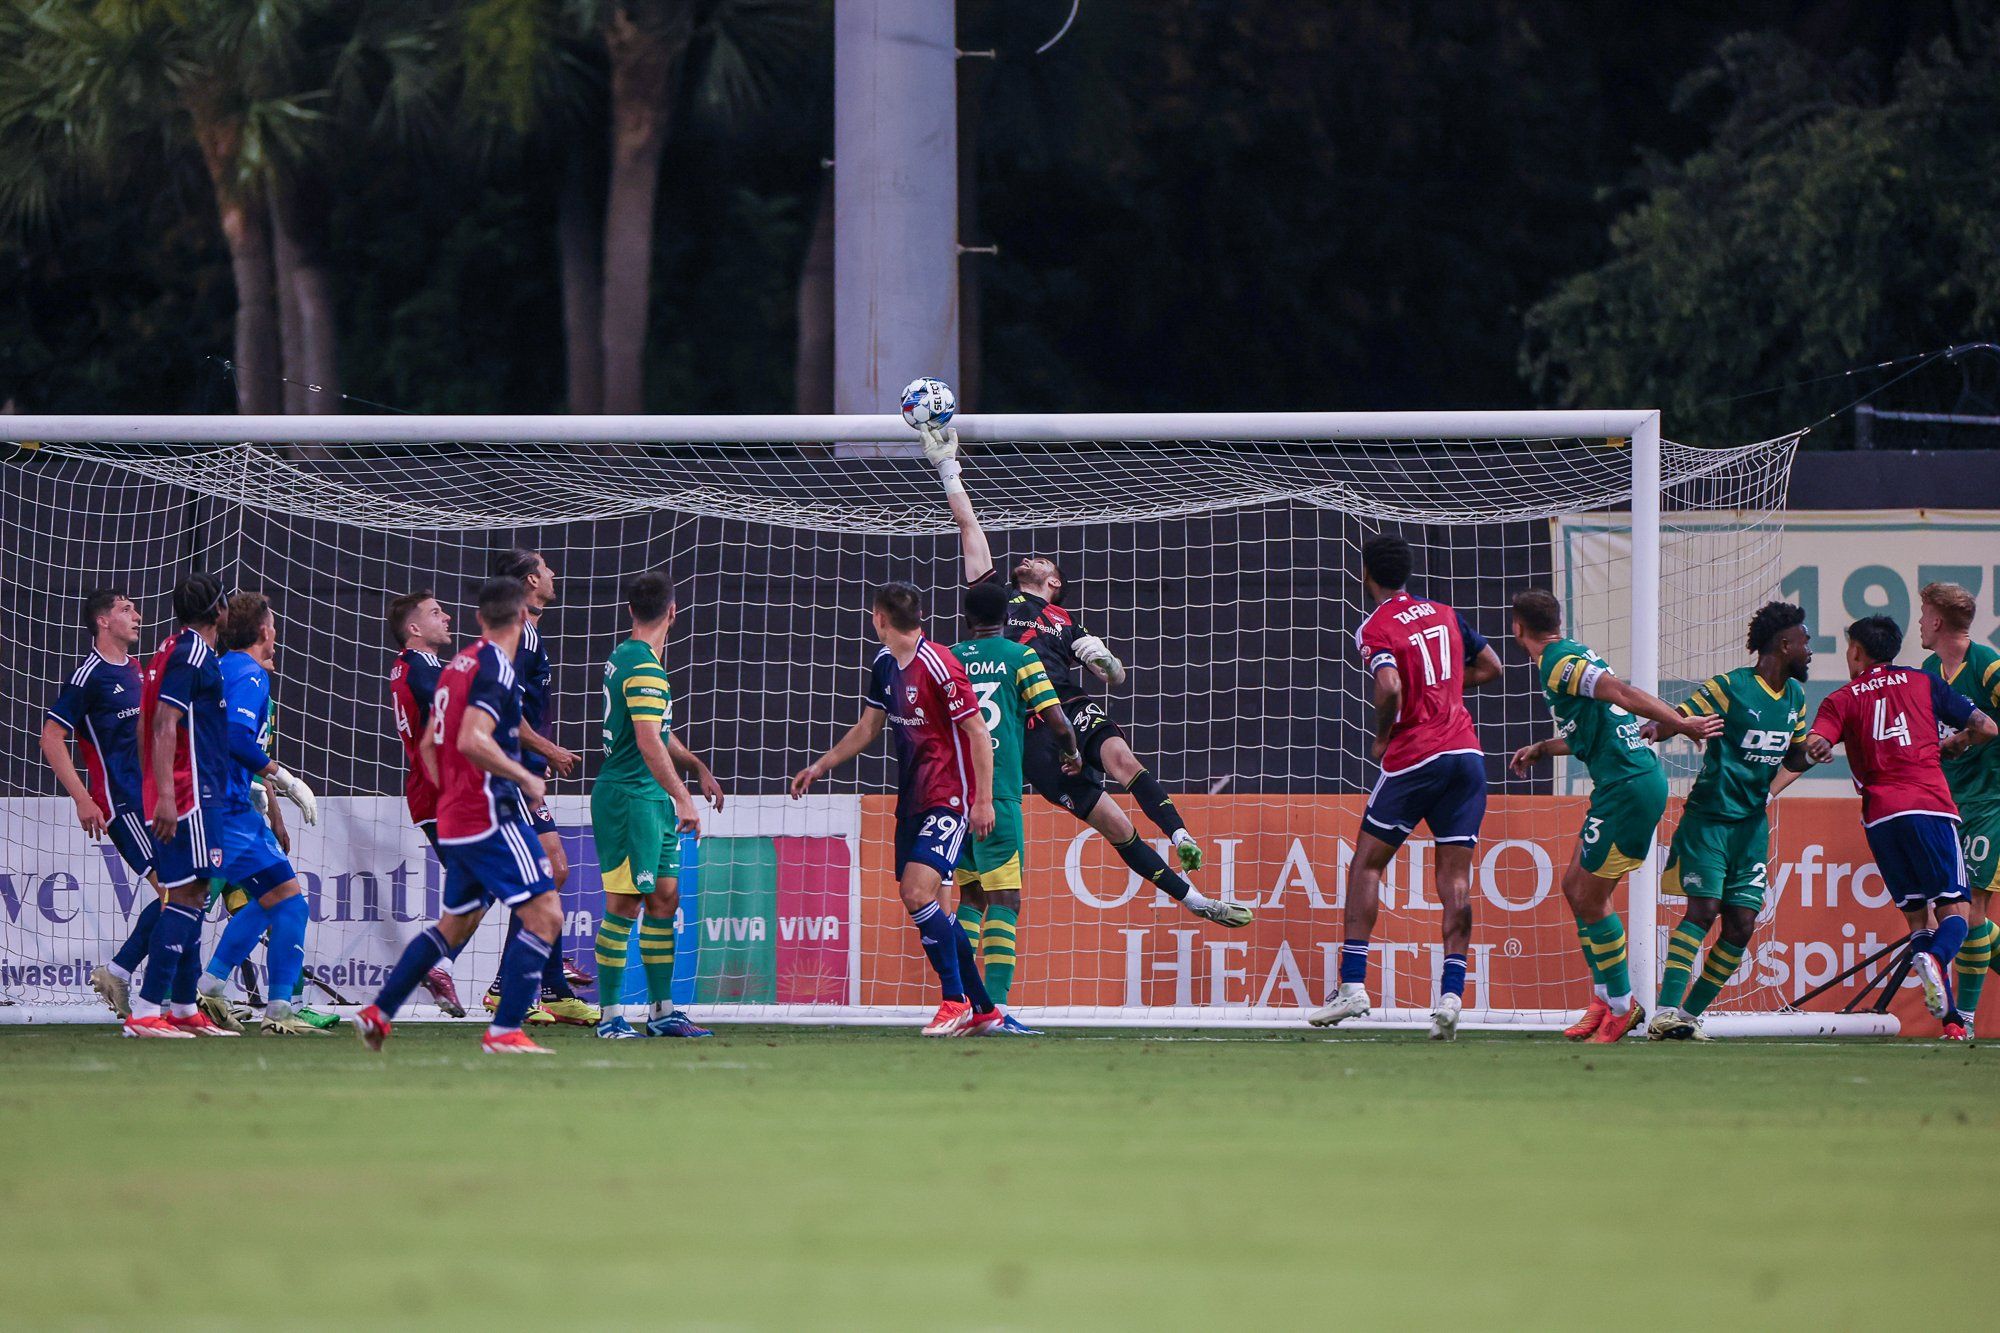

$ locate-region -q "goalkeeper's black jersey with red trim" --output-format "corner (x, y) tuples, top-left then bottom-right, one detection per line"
(972, 572), (1093, 706)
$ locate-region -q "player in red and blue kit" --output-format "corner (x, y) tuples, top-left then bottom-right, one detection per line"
(1310, 535), (1504, 1039)
(40, 588), (161, 1018)
(793, 581), (1003, 1036)
(126, 574), (239, 1037)
(358, 578), (563, 1055)
(1806, 615), (1998, 1037)
(385, 588), (467, 1016)
(487, 547), (593, 1024)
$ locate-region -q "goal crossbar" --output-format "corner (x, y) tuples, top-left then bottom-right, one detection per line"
(2, 410), (1660, 446)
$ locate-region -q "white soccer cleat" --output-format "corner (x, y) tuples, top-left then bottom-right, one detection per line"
(1915, 952), (1948, 1018)
(1429, 993), (1461, 1041)
(1188, 898), (1253, 928)
(89, 965), (131, 1019)
(1647, 1007), (1696, 1041)
(1307, 985), (1371, 1028)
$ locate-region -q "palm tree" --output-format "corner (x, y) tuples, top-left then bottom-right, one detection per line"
(0, 0), (331, 414)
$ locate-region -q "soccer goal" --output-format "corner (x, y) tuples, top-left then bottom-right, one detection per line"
(0, 411), (1890, 1035)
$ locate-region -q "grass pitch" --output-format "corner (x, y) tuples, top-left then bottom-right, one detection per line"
(0, 1023), (1990, 1329)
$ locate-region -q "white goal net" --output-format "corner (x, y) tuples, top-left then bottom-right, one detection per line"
(0, 411), (1867, 1032)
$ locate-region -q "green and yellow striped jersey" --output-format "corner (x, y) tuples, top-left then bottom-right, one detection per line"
(1535, 636), (1661, 789)
(1675, 666), (1807, 821)
(597, 637), (672, 799)
(951, 635), (1059, 801)
(1923, 642), (2000, 811)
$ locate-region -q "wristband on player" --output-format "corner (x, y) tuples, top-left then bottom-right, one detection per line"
(937, 457), (965, 494)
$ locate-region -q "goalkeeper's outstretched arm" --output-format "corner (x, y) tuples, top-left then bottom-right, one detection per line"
(927, 427), (995, 584)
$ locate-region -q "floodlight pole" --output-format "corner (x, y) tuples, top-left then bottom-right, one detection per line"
(832, 0), (960, 417)
(1627, 412), (1664, 1012)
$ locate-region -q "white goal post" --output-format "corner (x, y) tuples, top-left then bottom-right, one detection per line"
(0, 411), (1894, 1036)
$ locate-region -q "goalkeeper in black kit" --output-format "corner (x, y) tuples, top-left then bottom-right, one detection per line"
(923, 423), (1251, 928)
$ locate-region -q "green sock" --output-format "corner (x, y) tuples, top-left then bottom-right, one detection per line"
(1574, 915), (1604, 989)
(1684, 938), (1746, 1017)
(595, 912), (633, 1015)
(638, 915), (677, 1007)
(1955, 918), (1998, 1017)
(1583, 914), (1631, 1001)
(1657, 918), (1707, 1010)
(981, 905), (1019, 1006)
(956, 904), (984, 960)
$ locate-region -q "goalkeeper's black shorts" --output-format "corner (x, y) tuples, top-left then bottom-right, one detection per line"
(1022, 701), (1127, 818)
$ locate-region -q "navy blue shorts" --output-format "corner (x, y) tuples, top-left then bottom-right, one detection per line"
(526, 801), (557, 836)
(1865, 813), (1968, 910)
(153, 809), (221, 890)
(107, 811), (157, 878)
(1362, 752), (1488, 850)
(894, 807), (969, 880)
(439, 818), (555, 915)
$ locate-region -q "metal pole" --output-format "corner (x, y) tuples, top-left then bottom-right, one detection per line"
(1627, 412), (1663, 1011)
(833, 0), (960, 417)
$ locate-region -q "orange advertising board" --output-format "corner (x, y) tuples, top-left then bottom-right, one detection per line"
(857, 795), (1937, 1028)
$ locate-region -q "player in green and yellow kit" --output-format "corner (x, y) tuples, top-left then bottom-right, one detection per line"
(589, 569), (724, 1039)
(1920, 581), (2000, 1034)
(1507, 589), (1722, 1043)
(1648, 602), (1816, 1039)
(952, 580), (1085, 1034)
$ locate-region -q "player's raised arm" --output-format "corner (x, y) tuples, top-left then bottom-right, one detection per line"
(1588, 670), (1722, 741)
(930, 427), (996, 585)
(791, 707), (886, 798)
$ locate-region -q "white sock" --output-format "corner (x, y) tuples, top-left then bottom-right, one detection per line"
(170, 1002), (196, 1019)
(196, 973), (226, 999)
(1593, 983), (1609, 1004)
(1605, 993), (1632, 1015)
(266, 999), (294, 1021)
(107, 962), (133, 983)
(1340, 982), (1366, 998)
(1181, 886), (1213, 909)
(130, 997), (161, 1020)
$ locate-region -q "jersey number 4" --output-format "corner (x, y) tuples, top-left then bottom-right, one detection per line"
(1411, 625), (1453, 685)
(1871, 699), (1912, 747)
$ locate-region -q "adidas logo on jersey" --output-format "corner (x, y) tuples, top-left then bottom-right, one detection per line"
(111, 684), (125, 694)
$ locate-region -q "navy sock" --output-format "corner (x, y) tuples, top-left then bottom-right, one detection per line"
(204, 899), (270, 982)
(1440, 952), (1468, 1000)
(172, 922), (203, 1006)
(264, 895), (308, 1003)
(1110, 833), (1191, 901)
(1339, 939), (1369, 986)
(495, 928), (553, 1030)
(1123, 769), (1186, 839)
(376, 926), (450, 1019)
(541, 934), (573, 998)
(910, 901), (963, 999)
(112, 898), (161, 974)
(950, 915), (995, 1013)
(139, 903), (203, 1007)
(1932, 915), (1971, 967)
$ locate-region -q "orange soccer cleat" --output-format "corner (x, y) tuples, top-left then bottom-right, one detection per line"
(355, 1004), (394, 1052)
(922, 999), (973, 1037)
(960, 1007), (1007, 1037)
(1564, 996), (1610, 1041)
(122, 1014), (193, 1039)
(1589, 1003), (1645, 1044)
(168, 1010), (241, 1038)
(481, 1029), (553, 1055)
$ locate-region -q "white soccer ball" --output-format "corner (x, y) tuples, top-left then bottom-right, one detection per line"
(900, 377), (957, 430)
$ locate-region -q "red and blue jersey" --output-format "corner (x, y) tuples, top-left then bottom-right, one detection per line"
(515, 619), (552, 777)
(142, 628), (231, 815)
(1810, 664), (1976, 826)
(1355, 593), (1486, 775)
(864, 637), (979, 818)
(435, 638), (527, 842)
(47, 650), (145, 816)
(389, 647), (445, 825)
